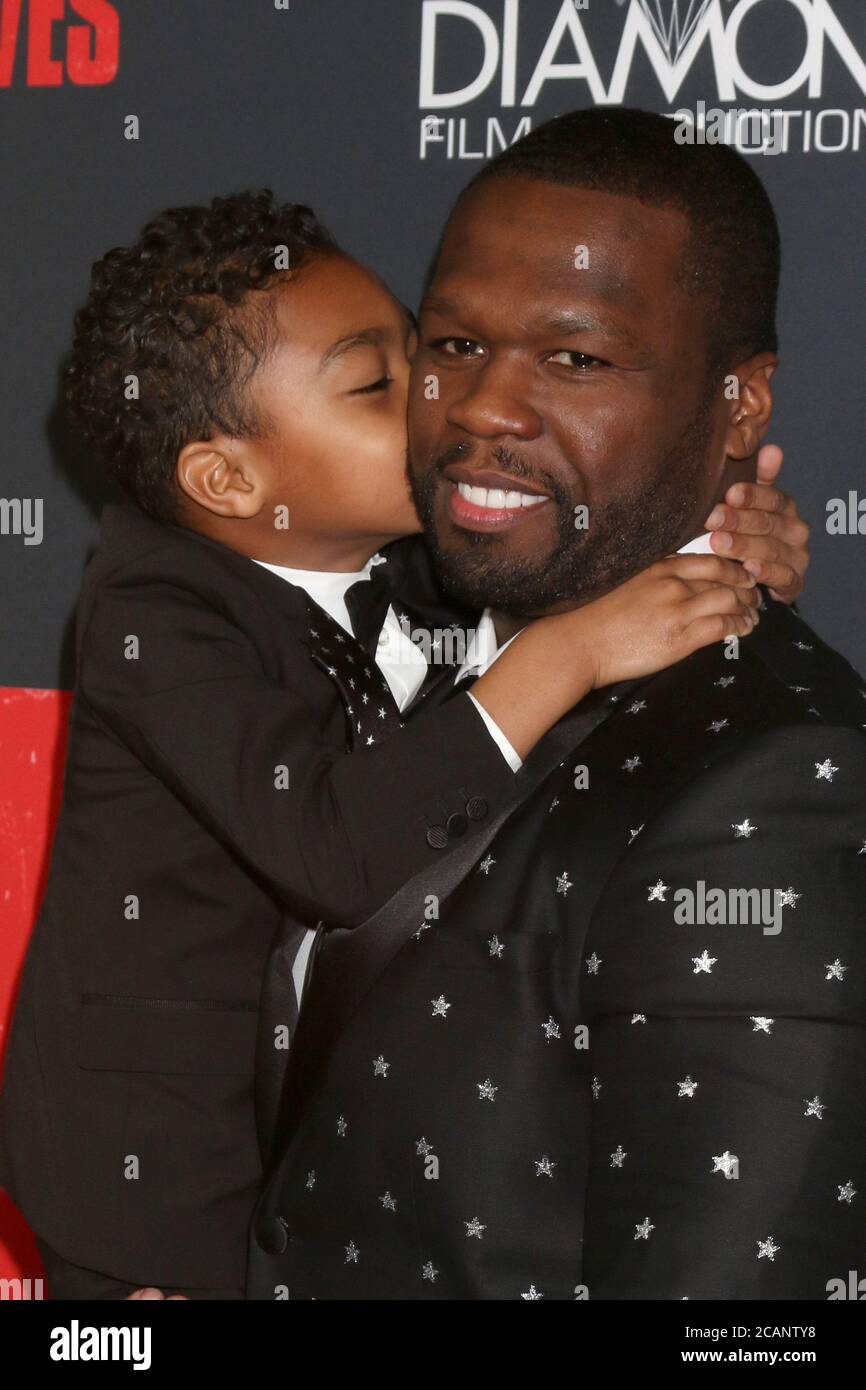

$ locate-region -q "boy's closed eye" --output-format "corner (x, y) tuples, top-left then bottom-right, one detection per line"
(351, 374), (394, 395)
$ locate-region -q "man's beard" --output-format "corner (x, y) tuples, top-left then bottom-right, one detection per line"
(410, 399), (716, 618)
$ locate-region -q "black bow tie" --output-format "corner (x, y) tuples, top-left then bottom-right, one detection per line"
(344, 565), (395, 659)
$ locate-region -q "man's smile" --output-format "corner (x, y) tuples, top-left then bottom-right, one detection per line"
(442, 462), (552, 533)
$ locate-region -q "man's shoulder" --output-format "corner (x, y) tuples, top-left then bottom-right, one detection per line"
(663, 597), (866, 809)
(747, 596), (866, 735)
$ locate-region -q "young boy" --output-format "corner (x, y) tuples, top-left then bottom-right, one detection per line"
(0, 191), (807, 1299)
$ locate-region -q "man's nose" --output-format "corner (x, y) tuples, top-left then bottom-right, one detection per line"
(446, 360), (542, 441)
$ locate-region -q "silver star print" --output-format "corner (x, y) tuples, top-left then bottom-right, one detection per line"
(837, 1180), (857, 1204)
(361, 693), (369, 705)
(611, 1145), (628, 1168)
(421, 1261), (438, 1282)
(751, 1016), (774, 1033)
(345, 1241), (359, 1264)
(465, 1217), (486, 1239)
(336, 1115), (348, 1137)
(378, 707), (386, 719)
(825, 958), (847, 981)
(627, 699), (647, 714)
(380, 1192), (397, 1211)
(622, 755), (642, 772)
(366, 735), (375, 746)
(793, 640), (813, 651)
(790, 685), (810, 693)
(556, 870), (573, 896)
(677, 1075), (698, 1098)
(477, 1078), (498, 1102)
(478, 854), (496, 875)
(372, 1055), (391, 1077)
(707, 719), (729, 734)
(631, 1013), (647, 1025)
(534, 1155), (557, 1177)
(431, 995), (451, 1018)
(416, 1137), (433, 1157)
(815, 758), (838, 781)
(634, 1217), (655, 1241)
(586, 952), (602, 975)
(757, 1236), (779, 1261)
(715, 675), (736, 687)
(306, 1170), (316, 1190)
(628, 824), (645, 844)
(413, 921), (433, 940)
(804, 1095), (825, 1119)
(776, 887), (801, 909)
(647, 879), (668, 902)
(591, 1076), (602, 1100)
(549, 796), (560, 812)
(521, 1284), (544, 1300)
(541, 1016), (561, 1042)
(488, 934), (505, 958)
(692, 950), (717, 974)
(733, 818), (757, 838)
(712, 1150), (738, 1177)
(859, 841), (866, 855)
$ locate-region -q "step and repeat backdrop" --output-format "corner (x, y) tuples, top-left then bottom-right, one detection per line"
(0, 0), (864, 1284)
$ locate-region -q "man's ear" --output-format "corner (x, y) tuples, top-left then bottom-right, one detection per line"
(176, 438), (263, 519)
(725, 352), (777, 461)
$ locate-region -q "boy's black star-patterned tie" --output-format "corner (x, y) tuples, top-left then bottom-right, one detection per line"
(304, 594), (403, 747)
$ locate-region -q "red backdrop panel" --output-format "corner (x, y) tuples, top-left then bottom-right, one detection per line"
(0, 687), (71, 1286)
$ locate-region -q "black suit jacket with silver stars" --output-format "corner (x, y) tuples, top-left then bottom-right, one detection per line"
(248, 595), (866, 1301)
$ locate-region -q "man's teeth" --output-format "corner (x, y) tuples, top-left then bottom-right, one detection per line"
(456, 482), (546, 510)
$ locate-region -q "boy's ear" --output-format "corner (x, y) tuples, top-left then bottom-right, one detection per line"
(176, 439), (263, 518)
(724, 352), (777, 461)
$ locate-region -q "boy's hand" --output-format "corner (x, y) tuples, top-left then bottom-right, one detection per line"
(126, 1287), (188, 1300)
(703, 444), (810, 603)
(586, 553), (759, 689)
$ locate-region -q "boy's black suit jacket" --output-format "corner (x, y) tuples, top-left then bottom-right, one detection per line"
(0, 503), (520, 1290)
(248, 597), (866, 1300)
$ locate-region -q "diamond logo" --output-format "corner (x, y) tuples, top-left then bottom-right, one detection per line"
(616, 0), (719, 66)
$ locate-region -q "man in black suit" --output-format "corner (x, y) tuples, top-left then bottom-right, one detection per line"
(248, 109), (866, 1300)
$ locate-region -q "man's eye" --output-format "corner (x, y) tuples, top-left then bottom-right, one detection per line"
(431, 337), (484, 358)
(352, 375), (393, 395)
(547, 350), (608, 370)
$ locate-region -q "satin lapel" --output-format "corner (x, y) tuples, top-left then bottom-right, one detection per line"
(262, 676), (646, 1175)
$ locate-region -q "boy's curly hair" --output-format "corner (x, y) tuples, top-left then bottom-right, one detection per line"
(65, 189), (337, 521)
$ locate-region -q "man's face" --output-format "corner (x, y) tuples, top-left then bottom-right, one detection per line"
(408, 178), (732, 615)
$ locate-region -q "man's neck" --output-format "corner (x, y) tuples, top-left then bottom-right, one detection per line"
(490, 610), (529, 646)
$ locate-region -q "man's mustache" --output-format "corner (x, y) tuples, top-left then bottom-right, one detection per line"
(431, 441), (556, 493)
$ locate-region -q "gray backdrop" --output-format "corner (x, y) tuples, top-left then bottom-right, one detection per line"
(1, 0), (863, 688)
